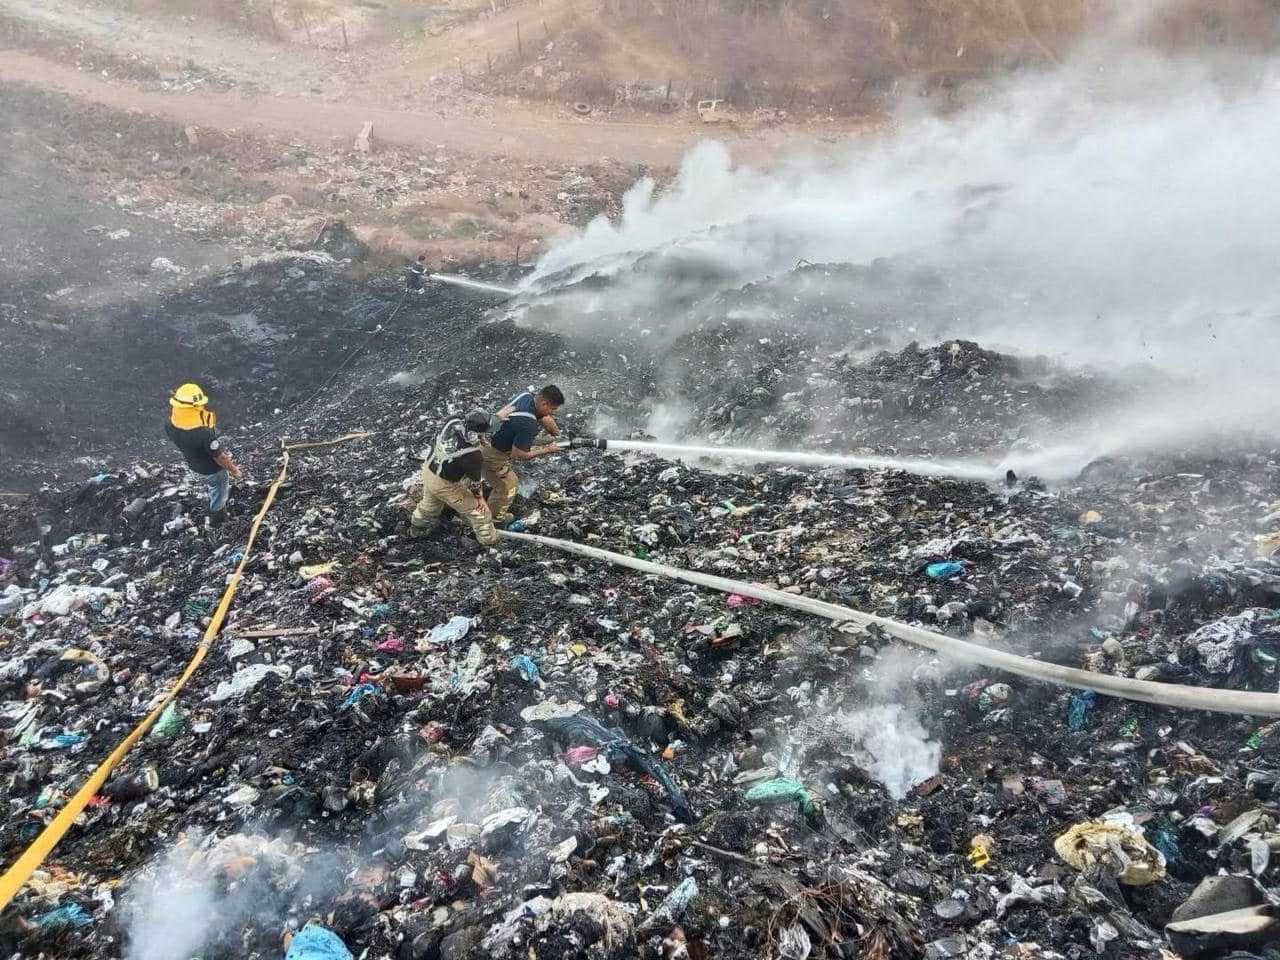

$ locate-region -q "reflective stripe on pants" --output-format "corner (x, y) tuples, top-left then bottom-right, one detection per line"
(411, 465), (497, 545)
(480, 443), (519, 522)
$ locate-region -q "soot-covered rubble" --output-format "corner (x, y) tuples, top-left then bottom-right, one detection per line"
(1, 267), (1280, 960)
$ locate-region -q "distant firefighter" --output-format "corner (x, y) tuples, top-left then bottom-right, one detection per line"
(406, 254), (428, 294)
(165, 383), (242, 527)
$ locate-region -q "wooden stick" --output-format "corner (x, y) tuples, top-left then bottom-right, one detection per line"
(233, 627), (322, 639)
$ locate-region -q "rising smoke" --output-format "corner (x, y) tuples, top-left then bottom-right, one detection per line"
(518, 22), (1280, 466)
(835, 703), (941, 801)
(121, 830), (343, 960)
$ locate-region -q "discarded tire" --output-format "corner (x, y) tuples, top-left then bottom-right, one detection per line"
(573, 102), (592, 116)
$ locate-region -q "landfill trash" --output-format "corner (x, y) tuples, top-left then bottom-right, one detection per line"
(208, 663), (292, 701)
(778, 923), (812, 960)
(967, 833), (994, 869)
(425, 615), (472, 646)
(21, 584), (115, 619)
(33, 903), (93, 929)
(6, 307), (1280, 960)
(644, 876), (699, 927)
(483, 892), (635, 953)
(1186, 608), (1280, 675)
(149, 702), (186, 738)
(1165, 876), (1280, 959)
(509, 654), (540, 684)
(285, 925), (354, 960)
(964, 679), (1013, 713)
(1054, 819), (1167, 885)
(1066, 688), (1095, 731)
(924, 560), (964, 580)
(744, 777), (817, 819)
(535, 711), (694, 822)
(299, 561), (339, 579)
(1, 582), (27, 615)
(101, 765), (159, 802)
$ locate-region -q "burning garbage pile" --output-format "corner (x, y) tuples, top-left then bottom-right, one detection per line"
(1, 296), (1279, 960)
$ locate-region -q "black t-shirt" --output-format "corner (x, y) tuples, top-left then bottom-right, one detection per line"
(427, 419), (483, 483)
(165, 422), (223, 475)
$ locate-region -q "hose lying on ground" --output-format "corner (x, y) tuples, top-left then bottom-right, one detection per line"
(500, 530), (1280, 718)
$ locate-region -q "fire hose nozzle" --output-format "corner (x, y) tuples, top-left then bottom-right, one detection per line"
(561, 436), (608, 451)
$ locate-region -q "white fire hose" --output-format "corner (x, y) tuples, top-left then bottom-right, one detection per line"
(501, 530), (1280, 717)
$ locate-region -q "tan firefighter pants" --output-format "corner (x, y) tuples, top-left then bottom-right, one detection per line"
(480, 443), (519, 523)
(411, 465), (497, 546)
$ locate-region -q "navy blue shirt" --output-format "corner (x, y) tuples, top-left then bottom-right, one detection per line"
(490, 391), (540, 453)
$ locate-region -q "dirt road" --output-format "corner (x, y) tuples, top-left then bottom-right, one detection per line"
(0, 0), (855, 168)
(1, 48), (824, 166)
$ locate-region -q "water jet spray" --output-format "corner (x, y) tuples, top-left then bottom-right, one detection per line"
(596, 438), (999, 482)
(428, 274), (518, 297)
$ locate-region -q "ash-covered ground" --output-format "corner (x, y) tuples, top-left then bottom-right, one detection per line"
(2, 255), (1280, 960)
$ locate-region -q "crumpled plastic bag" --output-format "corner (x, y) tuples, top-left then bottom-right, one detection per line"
(426, 615), (472, 646)
(744, 777), (816, 818)
(0, 583), (26, 616)
(1187, 608), (1280, 674)
(645, 876), (698, 926)
(1053, 820), (1167, 885)
(285, 925), (352, 960)
(208, 664), (292, 702)
(22, 584), (116, 619)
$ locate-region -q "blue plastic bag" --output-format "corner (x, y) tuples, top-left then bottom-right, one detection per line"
(339, 683), (378, 711)
(924, 561), (964, 580)
(285, 926), (353, 960)
(510, 655), (540, 685)
(34, 904), (92, 929)
(1067, 688), (1095, 732)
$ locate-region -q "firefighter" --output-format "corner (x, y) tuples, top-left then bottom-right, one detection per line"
(482, 384), (565, 527)
(410, 409), (498, 545)
(164, 383), (242, 526)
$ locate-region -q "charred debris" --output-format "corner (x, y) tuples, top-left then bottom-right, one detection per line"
(2, 259), (1280, 960)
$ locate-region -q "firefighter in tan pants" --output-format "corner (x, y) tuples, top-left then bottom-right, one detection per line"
(411, 410), (498, 545)
(482, 384), (566, 527)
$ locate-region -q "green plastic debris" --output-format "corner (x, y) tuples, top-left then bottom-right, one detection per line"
(744, 777), (816, 818)
(1119, 716), (1138, 738)
(1053, 527), (1086, 545)
(150, 702), (186, 739)
(633, 545), (650, 560)
(1246, 720), (1279, 749)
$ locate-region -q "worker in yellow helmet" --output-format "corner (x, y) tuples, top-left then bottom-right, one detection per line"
(165, 383), (242, 526)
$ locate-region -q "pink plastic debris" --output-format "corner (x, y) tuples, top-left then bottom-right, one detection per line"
(307, 576), (337, 603)
(565, 746), (600, 766)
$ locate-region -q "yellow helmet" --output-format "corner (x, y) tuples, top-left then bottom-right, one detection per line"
(170, 383), (208, 408)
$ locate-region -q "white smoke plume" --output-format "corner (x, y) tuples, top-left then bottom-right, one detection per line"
(795, 645), (947, 800)
(122, 830), (347, 960)
(835, 703), (941, 801)
(519, 28), (1280, 462)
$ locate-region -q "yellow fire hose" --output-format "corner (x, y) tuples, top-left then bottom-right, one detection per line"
(0, 433), (371, 909)
(500, 530), (1280, 718)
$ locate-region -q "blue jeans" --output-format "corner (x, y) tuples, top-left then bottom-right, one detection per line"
(195, 469), (230, 512)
